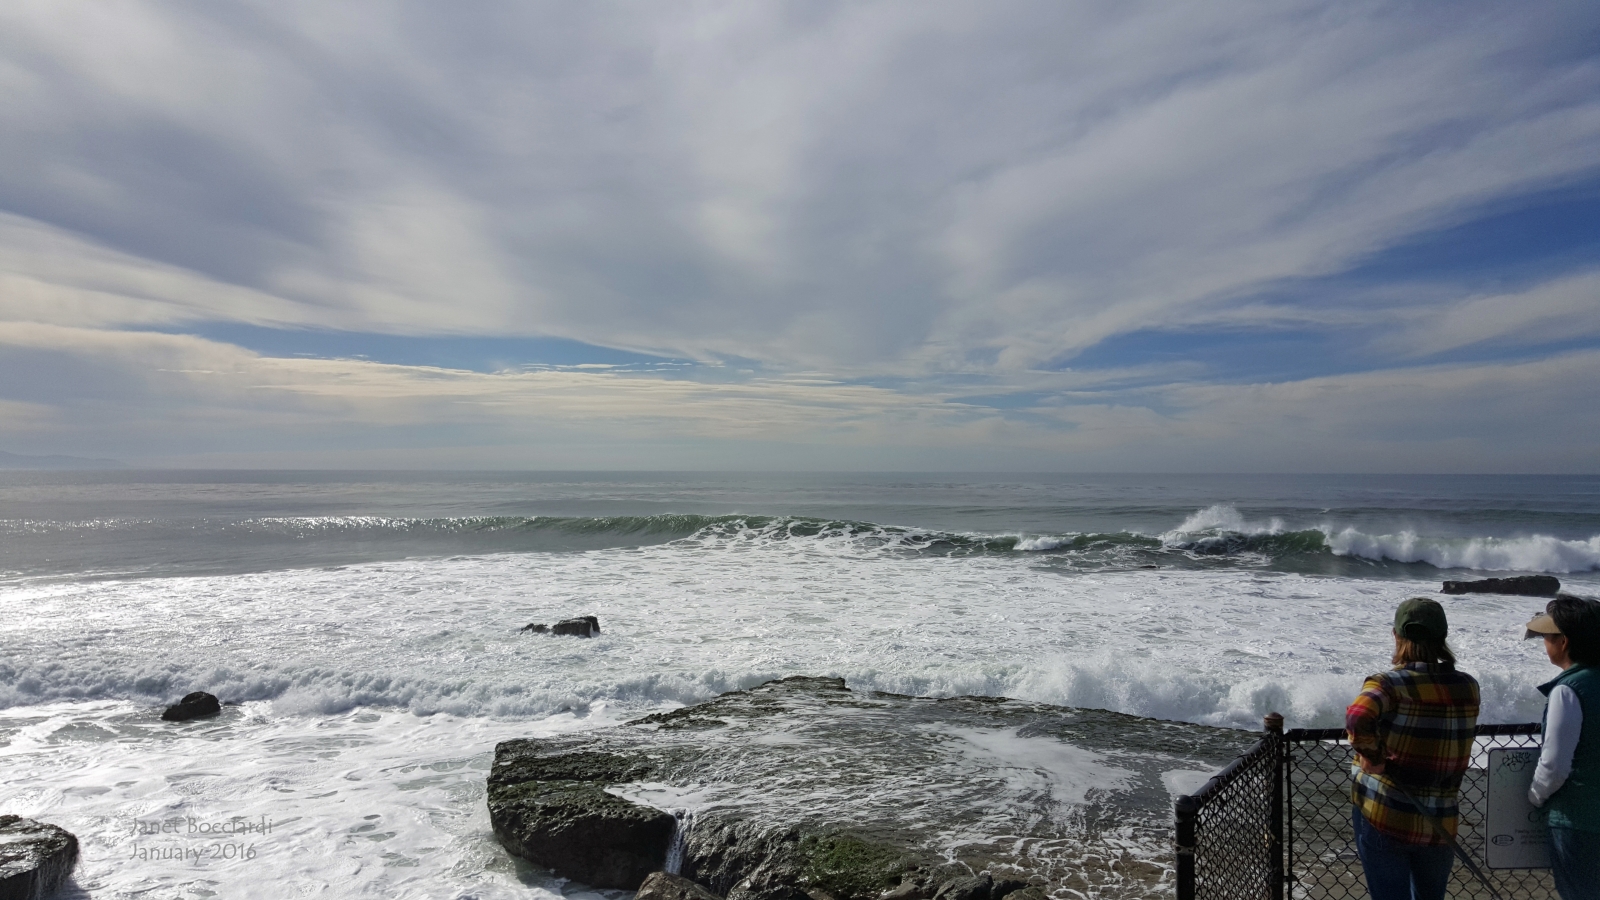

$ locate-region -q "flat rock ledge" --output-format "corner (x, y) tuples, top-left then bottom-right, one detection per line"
(1441, 575), (1560, 596)
(0, 815), (78, 900)
(488, 677), (1250, 900)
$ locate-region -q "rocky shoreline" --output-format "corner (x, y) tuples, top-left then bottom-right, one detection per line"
(488, 677), (1252, 900)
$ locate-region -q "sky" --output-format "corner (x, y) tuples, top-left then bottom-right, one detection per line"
(1, 1), (1597, 471)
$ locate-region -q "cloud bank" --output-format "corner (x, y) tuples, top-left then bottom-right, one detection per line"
(1, 1), (1596, 469)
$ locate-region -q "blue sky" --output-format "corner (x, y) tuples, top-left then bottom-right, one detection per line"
(1, 1), (1597, 471)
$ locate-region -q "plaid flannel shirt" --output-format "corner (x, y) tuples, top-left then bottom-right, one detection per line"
(1346, 662), (1480, 845)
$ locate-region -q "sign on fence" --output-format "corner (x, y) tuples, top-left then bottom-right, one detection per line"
(1485, 747), (1550, 869)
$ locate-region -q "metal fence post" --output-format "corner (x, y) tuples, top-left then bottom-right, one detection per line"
(1175, 793), (1198, 900)
(1265, 712), (1285, 900)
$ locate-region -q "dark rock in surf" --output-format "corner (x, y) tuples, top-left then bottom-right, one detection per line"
(552, 616), (601, 637)
(487, 676), (1251, 900)
(0, 815), (78, 900)
(933, 874), (993, 900)
(161, 691), (221, 722)
(637, 872), (726, 900)
(931, 874), (1031, 900)
(1441, 575), (1560, 597)
(928, 874), (1033, 900)
(991, 878), (1029, 900)
(488, 743), (673, 888)
(521, 616), (600, 636)
(881, 879), (935, 900)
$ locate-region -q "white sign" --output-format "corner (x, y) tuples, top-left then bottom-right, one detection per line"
(1485, 747), (1550, 869)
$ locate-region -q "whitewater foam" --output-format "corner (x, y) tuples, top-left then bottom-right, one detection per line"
(1, 538), (1581, 728)
(1165, 504), (1287, 539)
(1324, 527), (1600, 573)
(0, 700), (625, 900)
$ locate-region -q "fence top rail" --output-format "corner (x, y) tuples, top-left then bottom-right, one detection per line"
(1176, 735), (1271, 811)
(1283, 722), (1540, 744)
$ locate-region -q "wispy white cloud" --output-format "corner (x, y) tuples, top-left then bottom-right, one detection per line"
(1, 323), (1594, 472)
(4, 4), (1595, 356)
(0, 1), (1596, 467)
(0, 213), (312, 329)
(1380, 270), (1600, 358)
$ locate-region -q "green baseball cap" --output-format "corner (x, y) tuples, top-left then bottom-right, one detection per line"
(1395, 597), (1448, 642)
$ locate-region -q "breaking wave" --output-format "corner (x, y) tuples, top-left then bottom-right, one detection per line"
(3, 506), (1597, 579)
(1323, 527), (1600, 574)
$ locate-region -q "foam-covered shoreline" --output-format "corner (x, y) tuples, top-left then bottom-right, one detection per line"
(1, 546), (1581, 727)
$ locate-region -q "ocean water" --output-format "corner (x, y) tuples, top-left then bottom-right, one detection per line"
(2, 472), (1597, 898)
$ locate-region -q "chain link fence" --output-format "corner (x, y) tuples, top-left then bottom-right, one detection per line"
(1176, 718), (1558, 900)
(1174, 723), (1281, 900)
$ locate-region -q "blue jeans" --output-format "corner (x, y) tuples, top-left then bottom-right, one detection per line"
(1351, 807), (1454, 900)
(1550, 826), (1600, 900)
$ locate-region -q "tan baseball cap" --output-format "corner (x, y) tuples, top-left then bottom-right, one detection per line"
(1524, 612), (1561, 640)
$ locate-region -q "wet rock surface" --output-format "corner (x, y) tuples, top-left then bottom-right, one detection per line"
(1441, 575), (1560, 596)
(488, 676), (1251, 899)
(519, 615), (601, 636)
(160, 691), (221, 722)
(552, 616), (600, 637)
(637, 871), (727, 900)
(0, 815), (78, 900)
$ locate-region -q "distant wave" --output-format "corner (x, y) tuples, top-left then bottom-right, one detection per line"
(1323, 527), (1600, 574)
(3, 507), (1598, 576)
(1157, 504), (1600, 573)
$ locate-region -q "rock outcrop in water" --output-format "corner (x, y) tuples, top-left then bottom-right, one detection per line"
(553, 616), (600, 637)
(160, 691), (221, 722)
(0, 815), (78, 899)
(1441, 575), (1560, 596)
(519, 616), (601, 637)
(488, 677), (1250, 900)
(489, 743), (674, 888)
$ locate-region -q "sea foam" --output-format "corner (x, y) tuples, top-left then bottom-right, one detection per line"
(0, 539), (1578, 728)
(1324, 527), (1600, 573)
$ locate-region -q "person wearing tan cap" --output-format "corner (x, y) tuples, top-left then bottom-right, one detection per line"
(1525, 593), (1600, 900)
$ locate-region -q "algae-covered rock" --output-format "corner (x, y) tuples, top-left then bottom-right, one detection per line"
(797, 832), (920, 899)
(488, 676), (1252, 900)
(489, 742), (648, 787)
(487, 738), (674, 888)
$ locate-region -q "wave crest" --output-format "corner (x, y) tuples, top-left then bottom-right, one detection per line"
(1325, 528), (1600, 574)
(4, 507), (1597, 577)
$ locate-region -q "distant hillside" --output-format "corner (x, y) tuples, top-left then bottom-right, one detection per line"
(0, 450), (127, 470)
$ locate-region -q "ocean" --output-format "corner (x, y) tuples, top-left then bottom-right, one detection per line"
(2, 471), (1597, 898)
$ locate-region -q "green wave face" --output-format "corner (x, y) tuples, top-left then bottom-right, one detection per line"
(4, 511), (1585, 583)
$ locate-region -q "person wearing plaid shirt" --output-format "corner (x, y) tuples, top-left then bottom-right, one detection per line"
(1345, 597), (1480, 900)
